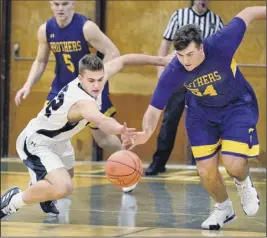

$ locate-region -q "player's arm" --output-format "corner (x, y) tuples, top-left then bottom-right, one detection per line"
(208, 6), (266, 58)
(76, 100), (134, 135)
(15, 23), (51, 105)
(236, 6), (266, 27)
(157, 11), (178, 77)
(157, 40), (173, 78)
(103, 54), (172, 82)
(83, 20), (120, 62)
(123, 63), (182, 149)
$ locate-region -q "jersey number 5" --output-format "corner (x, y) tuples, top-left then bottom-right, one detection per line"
(63, 54), (75, 73)
(45, 85), (69, 118)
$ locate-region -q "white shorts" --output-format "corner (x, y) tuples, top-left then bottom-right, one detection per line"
(16, 128), (75, 181)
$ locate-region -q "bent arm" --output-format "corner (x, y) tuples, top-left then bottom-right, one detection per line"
(83, 21), (120, 62)
(208, 6), (266, 58)
(77, 100), (124, 135)
(104, 54), (168, 81)
(24, 23), (51, 89)
(236, 6), (266, 27)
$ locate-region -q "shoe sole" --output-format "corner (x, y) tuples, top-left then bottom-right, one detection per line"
(145, 169), (166, 176)
(202, 213), (236, 230)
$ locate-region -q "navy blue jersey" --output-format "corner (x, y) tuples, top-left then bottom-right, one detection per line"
(151, 17), (256, 109)
(46, 13), (90, 100)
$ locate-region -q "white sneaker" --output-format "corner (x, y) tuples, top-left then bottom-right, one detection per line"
(122, 183), (137, 193)
(235, 175), (260, 216)
(201, 202), (236, 230)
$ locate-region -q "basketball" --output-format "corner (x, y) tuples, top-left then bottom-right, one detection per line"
(105, 150), (143, 188)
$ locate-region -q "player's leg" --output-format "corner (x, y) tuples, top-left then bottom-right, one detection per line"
(146, 89), (186, 176)
(28, 140), (75, 215)
(185, 104), (235, 230)
(1, 133), (74, 219)
(220, 99), (260, 216)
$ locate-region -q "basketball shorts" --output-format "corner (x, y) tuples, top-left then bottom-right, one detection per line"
(46, 82), (116, 130)
(16, 128), (75, 181)
(185, 93), (259, 161)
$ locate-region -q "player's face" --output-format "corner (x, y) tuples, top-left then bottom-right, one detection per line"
(175, 42), (205, 71)
(78, 69), (105, 98)
(50, 1), (74, 22)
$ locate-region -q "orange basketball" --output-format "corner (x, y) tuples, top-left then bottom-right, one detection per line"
(105, 150), (143, 188)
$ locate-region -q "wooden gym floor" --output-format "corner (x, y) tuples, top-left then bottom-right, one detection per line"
(1, 158), (266, 237)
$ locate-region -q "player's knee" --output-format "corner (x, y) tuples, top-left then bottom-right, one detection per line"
(223, 156), (248, 178)
(197, 163), (219, 179)
(197, 166), (210, 178)
(53, 181), (74, 199)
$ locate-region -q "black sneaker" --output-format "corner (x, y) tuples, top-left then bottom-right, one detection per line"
(145, 161), (166, 176)
(0, 186), (21, 219)
(40, 201), (59, 216)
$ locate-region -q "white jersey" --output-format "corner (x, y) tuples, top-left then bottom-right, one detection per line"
(25, 78), (101, 142)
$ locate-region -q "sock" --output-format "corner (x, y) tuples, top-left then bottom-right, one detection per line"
(235, 175), (251, 186)
(10, 192), (26, 209)
(217, 198), (232, 208)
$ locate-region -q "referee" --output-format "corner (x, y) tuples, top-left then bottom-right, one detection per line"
(146, 0), (224, 176)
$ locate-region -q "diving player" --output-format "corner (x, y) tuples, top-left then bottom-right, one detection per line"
(14, 0), (120, 214)
(1, 53), (170, 220)
(123, 6), (265, 230)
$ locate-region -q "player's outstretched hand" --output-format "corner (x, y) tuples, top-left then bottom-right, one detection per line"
(15, 85), (31, 106)
(122, 130), (149, 151)
(121, 122), (136, 149)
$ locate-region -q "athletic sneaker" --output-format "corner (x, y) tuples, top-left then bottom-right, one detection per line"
(0, 187), (21, 219)
(122, 183), (137, 193)
(201, 202), (236, 230)
(40, 201), (59, 216)
(235, 175), (260, 216)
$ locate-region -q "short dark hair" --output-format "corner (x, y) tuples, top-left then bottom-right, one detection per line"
(78, 54), (104, 74)
(173, 24), (203, 51)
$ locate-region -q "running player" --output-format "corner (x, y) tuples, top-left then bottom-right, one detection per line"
(123, 6), (265, 230)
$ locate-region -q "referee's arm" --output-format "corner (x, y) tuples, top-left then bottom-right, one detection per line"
(157, 10), (179, 77)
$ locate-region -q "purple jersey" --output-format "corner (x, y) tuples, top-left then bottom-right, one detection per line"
(46, 13), (90, 101)
(151, 17), (255, 109)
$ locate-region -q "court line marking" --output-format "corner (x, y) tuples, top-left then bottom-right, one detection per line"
(115, 227), (156, 237)
(1, 158), (266, 173)
(1, 221), (265, 237)
(1, 171), (265, 185)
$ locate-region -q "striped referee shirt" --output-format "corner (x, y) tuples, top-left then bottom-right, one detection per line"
(163, 7), (224, 40)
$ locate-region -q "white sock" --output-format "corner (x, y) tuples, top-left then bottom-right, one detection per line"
(217, 198), (232, 208)
(10, 192), (26, 209)
(235, 175), (251, 186)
